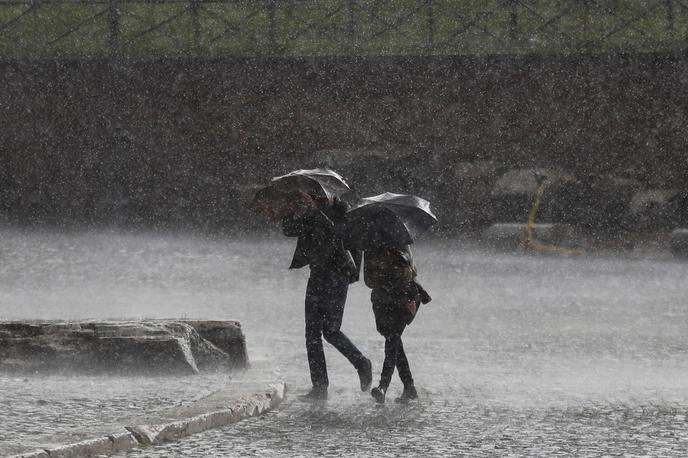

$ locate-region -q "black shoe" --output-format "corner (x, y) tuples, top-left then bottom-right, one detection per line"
(371, 386), (386, 404)
(394, 385), (418, 403)
(358, 357), (373, 392)
(298, 387), (327, 401)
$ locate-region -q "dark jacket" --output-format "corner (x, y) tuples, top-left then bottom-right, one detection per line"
(282, 200), (362, 283)
(363, 245), (431, 305)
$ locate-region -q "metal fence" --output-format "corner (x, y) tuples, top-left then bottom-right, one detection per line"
(1, 0), (687, 58)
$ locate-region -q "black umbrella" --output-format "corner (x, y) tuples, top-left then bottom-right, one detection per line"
(270, 168), (351, 203)
(339, 192), (438, 250)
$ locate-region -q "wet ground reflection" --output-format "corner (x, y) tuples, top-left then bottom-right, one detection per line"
(1, 229), (687, 456)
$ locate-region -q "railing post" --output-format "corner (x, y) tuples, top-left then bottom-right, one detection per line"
(108, 0), (119, 60)
(510, 0), (518, 40)
(191, 0), (201, 53)
(426, 0), (434, 52)
(666, 0), (674, 39)
(348, 0), (357, 51)
(267, 0), (277, 53)
(32, 0), (39, 56)
(582, 0), (589, 46)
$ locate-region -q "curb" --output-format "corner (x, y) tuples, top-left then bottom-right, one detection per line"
(10, 382), (286, 458)
(127, 382), (286, 446)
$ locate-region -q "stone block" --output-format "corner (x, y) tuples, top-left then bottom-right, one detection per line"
(0, 320), (247, 375)
(182, 320), (249, 369)
(93, 335), (199, 375)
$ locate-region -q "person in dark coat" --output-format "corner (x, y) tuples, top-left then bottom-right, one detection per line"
(281, 192), (372, 400)
(364, 245), (431, 404)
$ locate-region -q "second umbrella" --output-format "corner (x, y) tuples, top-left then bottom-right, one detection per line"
(338, 192), (438, 250)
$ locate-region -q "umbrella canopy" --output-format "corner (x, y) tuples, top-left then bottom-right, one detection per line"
(270, 168), (350, 203)
(339, 192), (438, 250)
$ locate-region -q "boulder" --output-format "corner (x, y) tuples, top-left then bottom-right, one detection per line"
(629, 189), (680, 231)
(670, 229), (688, 258)
(0, 320), (248, 375)
(181, 320), (249, 370)
(667, 190), (688, 227)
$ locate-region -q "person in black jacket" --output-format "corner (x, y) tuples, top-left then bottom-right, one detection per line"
(364, 245), (431, 404)
(281, 192), (372, 400)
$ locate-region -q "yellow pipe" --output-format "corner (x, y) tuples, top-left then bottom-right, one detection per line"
(521, 179), (583, 256)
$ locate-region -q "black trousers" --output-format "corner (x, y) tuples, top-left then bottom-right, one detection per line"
(372, 293), (414, 390)
(305, 274), (366, 389)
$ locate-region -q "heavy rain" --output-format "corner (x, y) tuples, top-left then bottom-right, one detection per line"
(1, 1), (688, 457)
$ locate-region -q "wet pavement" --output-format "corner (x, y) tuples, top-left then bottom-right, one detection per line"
(121, 399), (688, 457)
(2, 229), (688, 456)
(0, 373), (229, 456)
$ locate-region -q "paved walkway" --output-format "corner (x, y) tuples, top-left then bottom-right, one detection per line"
(3, 233), (688, 456)
(0, 364), (280, 457)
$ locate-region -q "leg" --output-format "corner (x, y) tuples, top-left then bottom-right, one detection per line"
(393, 331), (418, 403)
(305, 278), (328, 389)
(371, 334), (399, 404)
(380, 334), (402, 389)
(320, 281), (367, 370)
(372, 299), (406, 389)
(395, 337), (414, 388)
(371, 296), (409, 403)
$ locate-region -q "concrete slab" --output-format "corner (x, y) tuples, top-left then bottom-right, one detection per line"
(0, 320), (248, 375)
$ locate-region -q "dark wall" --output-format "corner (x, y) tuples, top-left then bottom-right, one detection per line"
(1, 54), (687, 231)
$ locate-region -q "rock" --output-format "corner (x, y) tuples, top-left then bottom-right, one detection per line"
(667, 191), (688, 227)
(670, 229), (688, 257)
(182, 320), (249, 370)
(0, 320), (248, 375)
(629, 189), (680, 231)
